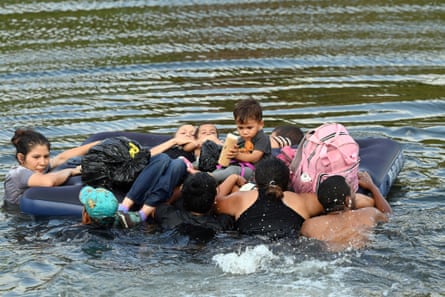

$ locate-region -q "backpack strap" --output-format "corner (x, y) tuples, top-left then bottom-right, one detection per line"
(289, 132), (308, 173)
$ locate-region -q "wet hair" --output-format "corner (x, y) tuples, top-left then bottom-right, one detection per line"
(11, 129), (51, 161)
(181, 172), (217, 214)
(174, 124), (195, 137)
(194, 122), (219, 139)
(233, 99), (263, 123)
(272, 125), (304, 146)
(317, 175), (351, 213)
(254, 158), (289, 200)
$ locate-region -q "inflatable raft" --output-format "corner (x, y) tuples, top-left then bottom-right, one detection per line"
(20, 132), (404, 218)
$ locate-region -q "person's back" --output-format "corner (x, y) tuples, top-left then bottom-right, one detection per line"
(236, 188), (305, 239)
(300, 173), (392, 251)
(153, 172), (234, 240)
(301, 207), (388, 251)
(216, 158), (320, 239)
(154, 202), (233, 233)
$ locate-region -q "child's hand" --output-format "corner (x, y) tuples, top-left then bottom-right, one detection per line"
(236, 175), (247, 187)
(227, 145), (240, 159)
(175, 136), (194, 146)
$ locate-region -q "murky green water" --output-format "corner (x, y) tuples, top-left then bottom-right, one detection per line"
(1, 1), (444, 296)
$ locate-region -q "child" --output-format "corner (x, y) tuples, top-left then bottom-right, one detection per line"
(270, 125), (304, 149)
(149, 124), (197, 162)
(191, 122), (223, 171)
(80, 186), (119, 227)
(211, 99), (271, 183)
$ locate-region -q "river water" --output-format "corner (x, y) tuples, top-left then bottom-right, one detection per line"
(0, 0), (444, 296)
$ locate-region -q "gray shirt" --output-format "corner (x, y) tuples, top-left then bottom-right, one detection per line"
(4, 166), (35, 205)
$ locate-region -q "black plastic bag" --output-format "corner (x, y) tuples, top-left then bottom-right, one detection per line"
(198, 140), (222, 172)
(81, 136), (150, 192)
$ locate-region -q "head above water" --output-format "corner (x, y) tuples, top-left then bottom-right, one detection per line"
(254, 158), (290, 200)
(175, 124), (196, 139)
(181, 172), (217, 214)
(317, 175), (352, 213)
(194, 122), (219, 140)
(233, 99), (263, 124)
(11, 128), (51, 162)
(271, 125), (304, 147)
(79, 186), (118, 226)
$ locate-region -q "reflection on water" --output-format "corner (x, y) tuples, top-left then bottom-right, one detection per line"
(0, 0), (444, 296)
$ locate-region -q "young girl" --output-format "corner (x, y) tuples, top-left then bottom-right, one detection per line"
(149, 124), (198, 162)
(4, 129), (99, 205)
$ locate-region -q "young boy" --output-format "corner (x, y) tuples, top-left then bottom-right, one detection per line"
(80, 186), (119, 227)
(211, 99), (271, 183)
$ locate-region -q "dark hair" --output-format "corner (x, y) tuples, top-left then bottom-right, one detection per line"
(11, 129), (51, 161)
(181, 172), (217, 214)
(317, 175), (351, 213)
(233, 99), (263, 123)
(272, 125), (304, 146)
(194, 122), (219, 139)
(254, 158), (289, 200)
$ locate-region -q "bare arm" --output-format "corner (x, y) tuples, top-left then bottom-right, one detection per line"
(283, 192), (323, 219)
(149, 137), (197, 156)
(50, 141), (100, 168)
(28, 166), (80, 187)
(226, 148), (264, 163)
(215, 184), (255, 219)
(354, 193), (375, 208)
(216, 174), (246, 198)
(215, 192), (243, 218)
(358, 171), (393, 215)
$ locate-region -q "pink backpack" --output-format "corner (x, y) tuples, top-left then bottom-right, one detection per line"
(289, 123), (360, 193)
(276, 146), (296, 167)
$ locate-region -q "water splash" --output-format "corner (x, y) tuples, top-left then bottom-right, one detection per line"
(212, 244), (278, 274)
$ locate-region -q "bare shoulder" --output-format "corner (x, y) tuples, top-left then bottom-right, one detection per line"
(351, 207), (389, 225)
(355, 193), (375, 208)
(284, 191), (323, 218)
(215, 190), (256, 218)
(300, 214), (335, 238)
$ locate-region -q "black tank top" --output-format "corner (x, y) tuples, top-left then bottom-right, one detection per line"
(236, 189), (305, 239)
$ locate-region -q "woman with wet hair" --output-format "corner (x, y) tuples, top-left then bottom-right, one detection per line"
(215, 158), (324, 239)
(4, 128), (99, 206)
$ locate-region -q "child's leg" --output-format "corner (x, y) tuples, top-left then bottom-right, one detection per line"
(141, 158), (187, 208)
(119, 153), (171, 211)
(211, 165), (253, 183)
